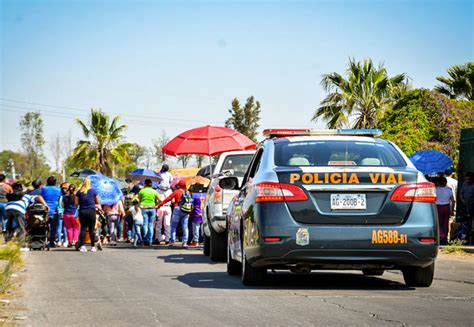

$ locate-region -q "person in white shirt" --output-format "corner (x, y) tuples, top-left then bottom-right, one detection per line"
(155, 164), (173, 244)
(158, 164), (174, 194)
(445, 169), (458, 199)
(436, 177), (455, 245)
(128, 199), (144, 247)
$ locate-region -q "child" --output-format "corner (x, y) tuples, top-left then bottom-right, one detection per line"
(189, 184), (206, 246)
(128, 199), (144, 247)
(436, 177), (455, 245)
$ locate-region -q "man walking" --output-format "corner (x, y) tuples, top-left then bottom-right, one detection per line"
(42, 176), (62, 247)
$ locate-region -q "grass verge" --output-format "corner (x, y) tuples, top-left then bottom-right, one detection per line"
(442, 239), (468, 254)
(0, 242), (22, 293)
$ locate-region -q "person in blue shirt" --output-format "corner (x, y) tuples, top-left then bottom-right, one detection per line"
(41, 176), (62, 247)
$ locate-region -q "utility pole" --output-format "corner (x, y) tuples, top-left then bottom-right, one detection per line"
(8, 159), (16, 180)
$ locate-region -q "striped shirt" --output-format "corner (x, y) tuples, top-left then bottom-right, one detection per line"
(5, 194), (36, 215)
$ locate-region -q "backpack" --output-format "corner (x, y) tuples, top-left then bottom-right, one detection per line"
(178, 190), (193, 213)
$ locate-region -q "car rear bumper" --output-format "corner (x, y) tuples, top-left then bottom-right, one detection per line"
(246, 246), (437, 269)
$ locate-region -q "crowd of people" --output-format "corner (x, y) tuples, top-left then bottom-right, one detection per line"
(0, 165), (473, 251)
(0, 164), (207, 252)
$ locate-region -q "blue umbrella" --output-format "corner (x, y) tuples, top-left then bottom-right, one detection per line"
(138, 180), (160, 189)
(126, 168), (162, 182)
(408, 150), (453, 175)
(89, 175), (123, 205)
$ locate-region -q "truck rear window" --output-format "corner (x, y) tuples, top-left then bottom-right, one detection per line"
(274, 140), (406, 167)
(221, 154), (254, 177)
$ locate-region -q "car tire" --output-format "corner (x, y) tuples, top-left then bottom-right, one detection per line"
(241, 249), (266, 286)
(203, 232), (210, 256)
(227, 244), (241, 275)
(402, 263), (435, 287)
(210, 227), (227, 262)
(362, 269), (384, 276)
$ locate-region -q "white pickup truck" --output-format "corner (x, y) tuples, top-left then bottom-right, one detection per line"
(202, 150), (255, 261)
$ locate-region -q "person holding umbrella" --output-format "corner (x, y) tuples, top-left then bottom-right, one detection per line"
(75, 178), (101, 252)
(138, 179), (159, 246)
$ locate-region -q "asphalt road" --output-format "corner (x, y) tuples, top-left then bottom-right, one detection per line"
(16, 245), (474, 326)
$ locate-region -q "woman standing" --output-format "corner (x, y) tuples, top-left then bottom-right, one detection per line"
(62, 184), (79, 247)
(75, 179), (101, 252)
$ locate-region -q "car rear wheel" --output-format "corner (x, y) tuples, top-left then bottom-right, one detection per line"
(362, 269), (384, 276)
(203, 232), (210, 256)
(210, 228), (227, 262)
(402, 263), (435, 287)
(241, 249), (266, 286)
(227, 244), (241, 275)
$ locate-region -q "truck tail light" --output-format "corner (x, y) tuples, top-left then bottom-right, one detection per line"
(255, 182), (308, 203)
(213, 185), (222, 204)
(390, 182), (436, 203)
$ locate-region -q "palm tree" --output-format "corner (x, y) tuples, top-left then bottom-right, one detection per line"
(71, 109), (132, 176)
(435, 62), (474, 100)
(313, 58), (408, 129)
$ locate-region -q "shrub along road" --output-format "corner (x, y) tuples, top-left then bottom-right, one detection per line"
(15, 246), (474, 326)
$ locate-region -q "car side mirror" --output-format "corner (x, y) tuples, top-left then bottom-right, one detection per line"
(219, 176), (240, 190)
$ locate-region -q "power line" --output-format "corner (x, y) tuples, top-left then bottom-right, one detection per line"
(0, 105), (210, 128)
(0, 97), (224, 125)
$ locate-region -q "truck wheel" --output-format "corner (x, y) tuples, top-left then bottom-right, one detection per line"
(241, 249), (266, 286)
(362, 269), (384, 276)
(227, 244), (241, 275)
(210, 228), (227, 262)
(402, 263), (435, 287)
(203, 233), (210, 256)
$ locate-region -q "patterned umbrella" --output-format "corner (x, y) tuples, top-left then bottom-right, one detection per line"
(89, 175), (123, 205)
(408, 150), (453, 175)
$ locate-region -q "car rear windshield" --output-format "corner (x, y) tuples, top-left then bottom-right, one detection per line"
(274, 140), (406, 167)
(221, 154), (254, 177)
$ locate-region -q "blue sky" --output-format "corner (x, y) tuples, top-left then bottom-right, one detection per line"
(1, 0), (472, 164)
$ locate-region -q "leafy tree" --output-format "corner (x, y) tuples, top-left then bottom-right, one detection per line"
(313, 58), (408, 128)
(379, 89), (474, 165)
(152, 130), (170, 165)
(435, 62), (474, 100)
(19, 112), (48, 179)
(225, 96), (261, 142)
(177, 155), (192, 168)
(128, 143), (147, 166)
(71, 109), (132, 176)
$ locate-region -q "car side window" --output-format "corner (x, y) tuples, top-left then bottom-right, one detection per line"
(243, 148), (264, 185)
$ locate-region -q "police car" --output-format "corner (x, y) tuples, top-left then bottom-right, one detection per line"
(220, 129), (438, 286)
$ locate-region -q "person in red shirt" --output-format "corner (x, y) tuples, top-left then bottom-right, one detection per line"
(157, 180), (190, 247)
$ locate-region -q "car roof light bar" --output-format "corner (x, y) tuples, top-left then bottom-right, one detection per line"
(263, 128), (383, 138)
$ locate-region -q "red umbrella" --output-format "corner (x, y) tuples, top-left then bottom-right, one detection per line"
(162, 125), (256, 176)
(162, 125), (256, 156)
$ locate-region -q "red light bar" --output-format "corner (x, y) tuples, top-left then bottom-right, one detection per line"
(263, 129), (311, 137)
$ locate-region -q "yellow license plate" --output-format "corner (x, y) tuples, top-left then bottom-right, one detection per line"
(371, 230), (408, 244)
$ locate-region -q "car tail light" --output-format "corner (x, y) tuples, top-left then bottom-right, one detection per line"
(390, 182), (436, 203)
(255, 182), (308, 203)
(419, 238), (436, 243)
(263, 237), (282, 242)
